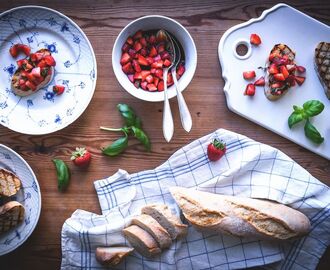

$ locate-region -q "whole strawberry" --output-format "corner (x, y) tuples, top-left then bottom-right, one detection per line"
(71, 147), (91, 167)
(207, 139), (226, 161)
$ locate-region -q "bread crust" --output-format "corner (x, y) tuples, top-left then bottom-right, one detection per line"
(0, 168), (22, 197)
(95, 246), (134, 266)
(170, 187), (310, 240)
(0, 201), (25, 234)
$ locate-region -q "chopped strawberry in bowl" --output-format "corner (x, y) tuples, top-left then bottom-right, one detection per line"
(112, 15), (197, 102)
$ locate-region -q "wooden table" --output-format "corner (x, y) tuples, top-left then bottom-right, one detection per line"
(0, 0), (329, 269)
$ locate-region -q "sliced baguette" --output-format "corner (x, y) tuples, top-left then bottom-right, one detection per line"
(123, 225), (161, 257)
(0, 201), (25, 234)
(95, 246), (134, 266)
(141, 204), (187, 240)
(170, 187), (310, 240)
(0, 168), (22, 197)
(131, 214), (172, 249)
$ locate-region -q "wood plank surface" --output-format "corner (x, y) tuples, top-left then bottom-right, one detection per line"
(0, 0), (329, 269)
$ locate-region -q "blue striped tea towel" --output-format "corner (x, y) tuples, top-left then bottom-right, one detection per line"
(61, 129), (330, 270)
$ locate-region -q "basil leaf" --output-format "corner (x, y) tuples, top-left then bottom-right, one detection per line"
(304, 120), (324, 144)
(134, 117), (142, 129)
(288, 112), (304, 129)
(102, 136), (128, 156)
(303, 100), (324, 117)
(131, 126), (151, 151)
(117, 104), (137, 127)
(52, 159), (70, 191)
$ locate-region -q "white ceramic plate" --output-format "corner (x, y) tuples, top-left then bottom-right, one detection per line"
(0, 6), (97, 135)
(0, 144), (41, 256)
(219, 3), (330, 160)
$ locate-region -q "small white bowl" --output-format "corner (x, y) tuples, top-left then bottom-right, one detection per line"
(112, 15), (197, 102)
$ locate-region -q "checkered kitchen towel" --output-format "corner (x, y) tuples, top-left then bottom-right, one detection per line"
(61, 129), (330, 270)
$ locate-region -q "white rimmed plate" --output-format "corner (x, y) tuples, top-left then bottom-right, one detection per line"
(0, 144), (41, 256)
(0, 6), (97, 134)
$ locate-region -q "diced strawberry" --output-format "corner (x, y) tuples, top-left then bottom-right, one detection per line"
(137, 55), (149, 66)
(33, 52), (46, 62)
(16, 59), (27, 68)
(153, 77), (159, 87)
(274, 73), (285, 81)
(146, 57), (154, 65)
(25, 80), (37, 91)
(157, 44), (165, 53)
(134, 80), (140, 88)
(31, 67), (41, 78)
(269, 52), (280, 62)
(132, 59), (142, 72)
(280, 66), (289, 79)
(37, 60), (48, 68)
(128, 49), (136, 58)
(122, 62), (134, 74)
(122, 43), (131, 52)
(140, 37), (147, 47)
(161, 51), (171, 60)
(141, 70), (151, 81)
(44, 55), (56, 66)
(286, 64), (296, 72)
(163, 59), (171, 67)
(177, 64), (185, 76)
(150, 68), (156, 74)
(295, 76), (305, 86)
(243, 70), (256, 80)
(26, 72), (36, 82)
(147, 83), (157, 91)
(134, 72), (142, 80)
(9, 45), (18, 57)
(254, 76), (265, 86)
(244, 83), (256, 96)
(151, 60), (163, 69)
(140, 48), (147, 57)
(9, 44), (31, 58)
(268, 64), (279, 74)
(149, 35), (156, 44)
(250, 34), (261, 46)
(155, 69), (163, 79)
(158, 80), (164, 91)
(296, 66), (306, 73)
(149, 46), (157, 57)
(167, 73), (173, 85)
(120, 52), (131, 65)
(19, 79), (26, 86)
(126, 37), (134, 45)
(141, 81), (148, 90)
(127, 74), (134, 83)
(146, 75), (154, 83)
(133, 30), (143, 40)
(53, 85), (65, 95)
(134, 42), (142, 52)
(153, 54), (161, 62)
(271, 82), (283, 89)
(286, 75), (296, 86)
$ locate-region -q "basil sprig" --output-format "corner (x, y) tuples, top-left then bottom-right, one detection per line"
(288, 100), (324, 144)
(100, 104), (151, 156)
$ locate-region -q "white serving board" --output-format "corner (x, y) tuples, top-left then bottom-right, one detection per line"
(218, 3), (330, 160)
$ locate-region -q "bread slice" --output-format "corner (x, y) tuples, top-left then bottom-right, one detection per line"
(170, 187), (310, 240)
(0, 169), (22, 197)
(123, 225), (161, 257)
(0, 201), (25, 234)
(314, 42), (330, 99)
(141, 204), (187, 240)
(95, 246), (134, 266)
(131, 214), (172, 249)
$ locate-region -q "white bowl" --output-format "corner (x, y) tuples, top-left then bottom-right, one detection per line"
(112, 15), (197, 102)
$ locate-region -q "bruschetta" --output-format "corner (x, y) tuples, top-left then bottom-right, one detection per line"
(11, 48), (55, 97)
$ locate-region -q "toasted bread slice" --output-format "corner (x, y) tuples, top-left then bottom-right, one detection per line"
(0, 201), (25, 234)
(95, 246), (134, 266)
(265, 44), (296, 101)
(0, 169), (21, 197)
(314, 42), (330, 99)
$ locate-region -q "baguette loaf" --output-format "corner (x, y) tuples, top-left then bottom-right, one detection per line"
(170, 187), (310, 240)
(123, 225), (161, 257)
(0, 201), (25, 234)
(131, 214), (172, 249)
(95, 246), (134, 266)
(141, 204), (187, 240)
(0, 168), (22, 197)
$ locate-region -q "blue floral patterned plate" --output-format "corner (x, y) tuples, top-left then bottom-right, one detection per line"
(0, 144), (41, 256)
(0, 6), (97, 134)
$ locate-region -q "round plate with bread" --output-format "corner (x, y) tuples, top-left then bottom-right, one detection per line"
(0, 6), (97, 135)
(0, 144), (41, 256)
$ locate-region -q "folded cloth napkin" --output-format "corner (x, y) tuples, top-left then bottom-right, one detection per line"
(61, 129), (330, 270)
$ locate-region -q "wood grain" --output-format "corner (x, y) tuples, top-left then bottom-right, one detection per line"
(0, 0), (329, 269)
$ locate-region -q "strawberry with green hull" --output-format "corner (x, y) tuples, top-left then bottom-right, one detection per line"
(265, 44), (306, 101)
(71, 147), (92, 167)
(11, 47), (56, 97)
(207, 139), (226, 161)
